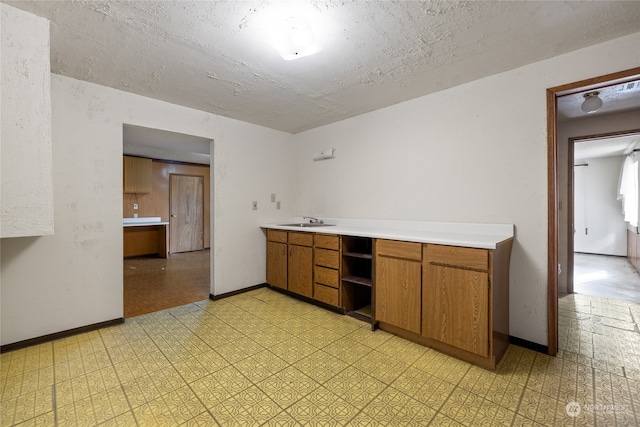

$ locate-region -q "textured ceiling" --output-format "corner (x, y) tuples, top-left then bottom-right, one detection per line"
(558, 79), (640, 122)
(6, 0), (640, 133)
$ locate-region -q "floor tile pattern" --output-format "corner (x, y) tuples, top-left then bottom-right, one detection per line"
(2, 288), (639, 426)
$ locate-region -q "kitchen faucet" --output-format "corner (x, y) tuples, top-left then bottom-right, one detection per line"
(303, 216), (323, 224)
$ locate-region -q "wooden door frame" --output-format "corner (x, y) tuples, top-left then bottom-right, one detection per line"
(169, 173), (205, 253)
(547, 67), (640, 356)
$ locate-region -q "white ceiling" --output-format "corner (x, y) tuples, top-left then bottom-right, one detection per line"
(123, 125), (211, 164)
(6, 0), (640, 134)
(574, 134), (640, 163)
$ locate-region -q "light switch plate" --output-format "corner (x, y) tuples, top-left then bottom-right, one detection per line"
(252, 201), (258, 210)
(271, 193), (276, 202)
(276, 201), (281, 210)
(133, 203), (138, 210)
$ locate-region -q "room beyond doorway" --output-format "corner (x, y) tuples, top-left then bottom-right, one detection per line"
(574, 253), (640, 304)
(124, 250), (210, 318)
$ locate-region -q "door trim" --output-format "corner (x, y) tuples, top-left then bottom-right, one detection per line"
(547, 66), (640, 356)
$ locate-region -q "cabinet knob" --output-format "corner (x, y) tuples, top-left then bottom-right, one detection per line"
(171, 214), (177, 218)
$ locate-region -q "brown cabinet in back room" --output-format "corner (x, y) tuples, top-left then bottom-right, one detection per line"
(123, 156), (152, 193)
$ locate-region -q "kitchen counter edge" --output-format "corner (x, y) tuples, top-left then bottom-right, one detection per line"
(260, 223), (513, 250)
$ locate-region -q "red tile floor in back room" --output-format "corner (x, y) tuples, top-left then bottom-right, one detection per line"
(124, 250), (210, 318)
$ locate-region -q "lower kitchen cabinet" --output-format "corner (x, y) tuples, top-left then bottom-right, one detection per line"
(266, 230), (288, 290)
(423, 261), (489, 357)
(264, 226), (513, 369)
(288, 232), (314, 298)
(421, 242), (512, 369)
(314, 234), (341, 307)
(374, 240), (422, 334)
(267, 240), (287, 290)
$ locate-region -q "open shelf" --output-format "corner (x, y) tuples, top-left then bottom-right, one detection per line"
(343, 251), (373, 259)
(342, 236), (372, 256)
(342, 236), (375, 328)
(348, 304), (372, 322)
(342, 275), (372, 287)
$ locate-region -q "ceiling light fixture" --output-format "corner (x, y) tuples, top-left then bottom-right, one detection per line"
(272, 17), (321, 60)
(581, 91), (603, 114)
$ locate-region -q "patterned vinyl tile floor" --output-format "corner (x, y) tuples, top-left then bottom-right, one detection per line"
(2, 287), (639, 426)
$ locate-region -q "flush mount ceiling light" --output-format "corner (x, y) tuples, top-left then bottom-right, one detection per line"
(271, 17), (322, 60)
(581, 91), (603, 114)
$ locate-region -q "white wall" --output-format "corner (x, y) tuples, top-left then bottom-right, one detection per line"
(293, 32), (640, 346)
(0, 74), (294, 345)
(558, 109), (640, 292)
(0, 4), (54, 238)
(573, 156), (627, 256)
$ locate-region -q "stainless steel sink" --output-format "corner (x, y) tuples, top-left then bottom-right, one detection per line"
(278, 223), (335, 228)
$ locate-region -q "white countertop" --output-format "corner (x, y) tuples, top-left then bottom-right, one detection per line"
(261, 217), (514, 249)
(123, 217), (169, 227)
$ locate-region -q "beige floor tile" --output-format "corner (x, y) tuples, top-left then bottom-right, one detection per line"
(3, 287), (640, 426)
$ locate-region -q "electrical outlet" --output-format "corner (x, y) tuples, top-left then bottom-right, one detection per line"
(133, 203), (138, 210)
(271, 193), (276, 202)
(276, 201), (281, 210)
(133, 213), (138, 218)
(252, 201), (258, 210)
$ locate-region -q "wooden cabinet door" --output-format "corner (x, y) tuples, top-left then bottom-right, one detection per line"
(423, 264), (489, 357)
(123, 156), (152, 193)
(288, 244), (313, 298)
(375, 255), (422, 334)
(267, 241), (287, 289)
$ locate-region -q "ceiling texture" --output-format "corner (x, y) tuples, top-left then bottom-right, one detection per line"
(6, 0), (640, 134)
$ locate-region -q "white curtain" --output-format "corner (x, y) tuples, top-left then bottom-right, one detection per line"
(618, 154), (638, 227)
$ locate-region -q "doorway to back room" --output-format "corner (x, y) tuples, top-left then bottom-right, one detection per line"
(547, 66), (640, 356)
(122, 124), (213, 318)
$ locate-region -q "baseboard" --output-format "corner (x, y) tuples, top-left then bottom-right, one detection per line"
(574, 251), (626, 257)
(509, 335), (549, 354)
(1, 318), (125, 354)
(209, 283), (268, 301)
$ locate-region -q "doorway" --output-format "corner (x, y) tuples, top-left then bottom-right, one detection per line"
(122, 124), (213, 318)
(547, 67), (640, 355)
(568, 134), (640, 301)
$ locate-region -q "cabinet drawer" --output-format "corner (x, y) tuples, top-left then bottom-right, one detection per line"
(376, 239), (422, 261)
(314, 266), (339, 288)
(267, 229), (287, 243)
(314, 284), (339, 306)
(288, 232), (314, 247)
(315, 248), (339, 269)
(425, 244), (488, 271)
(315, 234), (340, 250)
